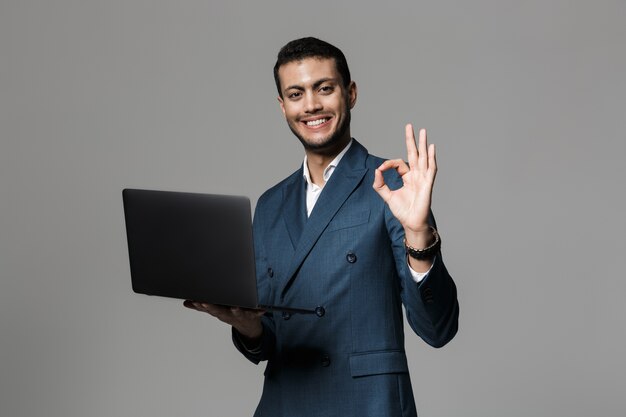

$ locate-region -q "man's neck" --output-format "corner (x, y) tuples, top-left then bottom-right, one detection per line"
(305, 136), (351, 186)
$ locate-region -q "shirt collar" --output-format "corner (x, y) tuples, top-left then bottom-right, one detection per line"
(302, 139), (353, 188)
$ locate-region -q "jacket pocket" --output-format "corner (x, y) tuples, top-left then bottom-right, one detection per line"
(327, 209), (370, 232)
(349, 350), (409, 377)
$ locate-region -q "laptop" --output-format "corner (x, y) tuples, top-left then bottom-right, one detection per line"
(122, 189), (322, 316)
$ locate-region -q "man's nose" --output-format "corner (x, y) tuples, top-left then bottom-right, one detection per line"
(303, 92), (323, 113)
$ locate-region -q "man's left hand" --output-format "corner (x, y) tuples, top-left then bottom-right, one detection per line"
(373, 124), (437, 263)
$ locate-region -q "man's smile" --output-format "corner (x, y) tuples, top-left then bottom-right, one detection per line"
(301, 116), (333, 129)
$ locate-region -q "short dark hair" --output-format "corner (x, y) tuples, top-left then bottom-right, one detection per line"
(273, 37), (351, 97)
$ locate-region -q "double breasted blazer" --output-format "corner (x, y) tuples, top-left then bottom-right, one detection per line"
(233, 139), (459, 417)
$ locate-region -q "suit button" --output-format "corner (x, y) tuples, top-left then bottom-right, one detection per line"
(315, 306), (326, 317)
(321, 354), (331, 367)
(282, 311), (291, 320)
(267, 267), (274, 278)
(346, 252), (357, 263)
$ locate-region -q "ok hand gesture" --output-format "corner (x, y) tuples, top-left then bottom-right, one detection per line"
(373, 124), (437, 249)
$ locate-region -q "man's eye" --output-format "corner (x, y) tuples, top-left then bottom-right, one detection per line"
(288, 92), (301, 99)
(320, 86), (334, 94)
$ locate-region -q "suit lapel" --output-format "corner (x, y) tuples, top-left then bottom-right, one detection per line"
(279, 140), (369, 300)
(281, 170), (307, 250)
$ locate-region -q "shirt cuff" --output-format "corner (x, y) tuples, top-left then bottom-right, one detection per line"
(407, 255), (436, 283)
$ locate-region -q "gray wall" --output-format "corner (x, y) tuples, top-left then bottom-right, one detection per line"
(1, 1), (625, 416)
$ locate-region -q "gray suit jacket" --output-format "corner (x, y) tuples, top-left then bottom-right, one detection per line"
(233, 139), (459, 417)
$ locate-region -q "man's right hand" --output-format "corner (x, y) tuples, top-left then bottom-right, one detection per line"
(183, 301), (265, 341)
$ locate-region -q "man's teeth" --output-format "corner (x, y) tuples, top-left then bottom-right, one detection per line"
(306, 118), (327, 126)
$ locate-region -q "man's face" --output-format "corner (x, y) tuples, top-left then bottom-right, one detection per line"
(277, 57), (357, 153)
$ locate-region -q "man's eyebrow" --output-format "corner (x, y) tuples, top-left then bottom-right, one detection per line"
(283, 77), (338, 93)
(312, 77), (336, 89)
(284, 84), (305, 92)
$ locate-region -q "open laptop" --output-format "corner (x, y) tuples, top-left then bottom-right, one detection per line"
(122, 188), (322, 316)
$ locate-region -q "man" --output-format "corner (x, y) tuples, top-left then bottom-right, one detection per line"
(185, 37), (459, 417)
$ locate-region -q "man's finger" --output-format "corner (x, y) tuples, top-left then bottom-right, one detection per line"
(377, 159), (409, 176)
(184, 300), (194, 309)
(405, 124), (419, 170)
(418, 128), (428, 172)
(428, 143), (437, 177)
(373, 168), (392, 202)
(240, 307), (267, 316)
(184, 300), (206, 313)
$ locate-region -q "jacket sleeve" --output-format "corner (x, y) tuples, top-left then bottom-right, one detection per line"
(232, 314), (276, 364)
(383, 185), (459, 348)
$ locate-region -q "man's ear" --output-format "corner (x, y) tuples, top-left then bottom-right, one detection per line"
(277, 96), (286, 116)
(348, 81), (357, 109)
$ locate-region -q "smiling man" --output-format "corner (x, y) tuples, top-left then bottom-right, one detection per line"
(278, 56), (354, 156)
(186, 37), (459, 417)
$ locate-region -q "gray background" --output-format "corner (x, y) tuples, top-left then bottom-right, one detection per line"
(1, 1), (625, 416)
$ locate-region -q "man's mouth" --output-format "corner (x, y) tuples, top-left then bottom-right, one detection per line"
(302, 117), (331, 127)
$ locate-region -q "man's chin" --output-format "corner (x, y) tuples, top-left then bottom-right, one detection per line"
(298, 135), (342, 152)
(301, 136), (333, 149)
(290, 126), (335, 150)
